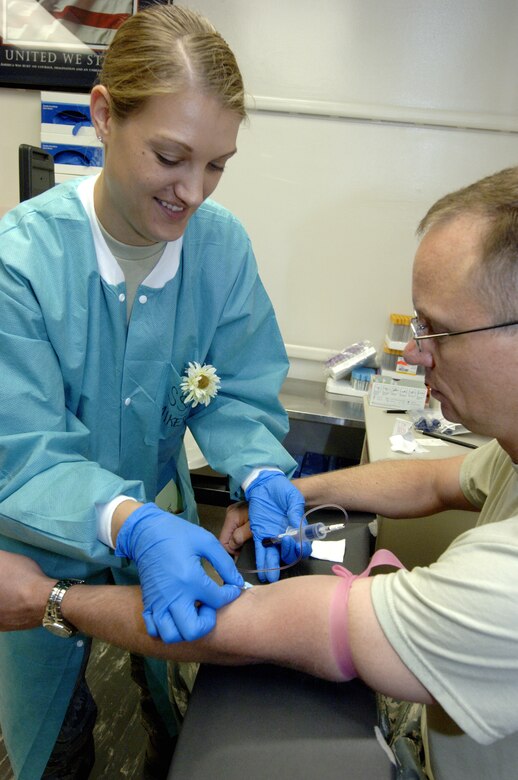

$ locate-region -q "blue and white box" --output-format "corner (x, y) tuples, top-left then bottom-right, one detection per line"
(41, 92), (103, 178)
(41, 91), (95, 138)
(41, 134), (103, 177)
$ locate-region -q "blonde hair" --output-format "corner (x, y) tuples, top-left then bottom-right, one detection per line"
(99, 4), (246, 122)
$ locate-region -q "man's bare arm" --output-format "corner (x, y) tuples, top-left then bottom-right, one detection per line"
(220, 455), (476, 554)
(0, 549), (433, 703)
(294, 455), (474, 518)
(64, 568), (433, 703)
(60, 574), (432, 704)
(348, 577), (432, 702)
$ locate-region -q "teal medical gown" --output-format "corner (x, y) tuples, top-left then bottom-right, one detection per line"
(0, 178), (296, 778)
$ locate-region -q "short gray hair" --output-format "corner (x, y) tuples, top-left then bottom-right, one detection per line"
(418, 167), (518, 319)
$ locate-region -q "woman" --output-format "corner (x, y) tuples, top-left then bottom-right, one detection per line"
(0, 5), (307, 778)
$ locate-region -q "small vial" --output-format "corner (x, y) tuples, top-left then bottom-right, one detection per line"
(262, 522), (346, 547)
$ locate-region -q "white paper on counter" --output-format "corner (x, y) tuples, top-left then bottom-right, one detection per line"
(311, 538), (346, 563)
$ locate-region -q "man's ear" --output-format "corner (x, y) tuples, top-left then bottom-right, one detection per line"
(90, 85), (111, 141)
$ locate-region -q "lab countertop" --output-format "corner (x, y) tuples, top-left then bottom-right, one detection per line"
(187, 378), (365, 471)
(280, 377), (365, 429)
(363, 399), (490, 463)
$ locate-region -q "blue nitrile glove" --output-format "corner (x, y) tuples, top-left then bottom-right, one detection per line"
(245, 471), (311, 583)
(115, 503), (244, 643)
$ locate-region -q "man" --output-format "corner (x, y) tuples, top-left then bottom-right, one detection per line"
(4, 165), (518, 779)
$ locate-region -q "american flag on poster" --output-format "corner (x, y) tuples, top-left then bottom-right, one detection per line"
(0, 0), (170, 90)
(2, 0), (137, 50)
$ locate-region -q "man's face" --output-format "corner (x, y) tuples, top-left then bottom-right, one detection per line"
(404, 213), (518, 447)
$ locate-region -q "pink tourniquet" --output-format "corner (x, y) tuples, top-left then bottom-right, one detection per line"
(329, 549), (405, 680)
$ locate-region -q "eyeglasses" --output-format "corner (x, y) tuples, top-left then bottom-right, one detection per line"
(410, 315), (518, 352)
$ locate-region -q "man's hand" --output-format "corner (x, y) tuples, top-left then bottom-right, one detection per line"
(115, 503), (244, 643)
(219, 502), (252, 557)
(245, 472), (311, 583)
(0, 551), (54, 631)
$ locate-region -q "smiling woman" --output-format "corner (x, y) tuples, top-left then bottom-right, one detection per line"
(0, 4), (303, 779)
(91, 87), (241, 244)
(90, 4), (244, 246)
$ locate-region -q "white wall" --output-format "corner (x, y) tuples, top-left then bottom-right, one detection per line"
(185, 0), (518, 377)
(2, 0), (518, 379)
(0, 87), (41, 212)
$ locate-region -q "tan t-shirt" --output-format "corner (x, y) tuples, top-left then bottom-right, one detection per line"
(460, 437), (518, 528)
(371, 439), (518, 778)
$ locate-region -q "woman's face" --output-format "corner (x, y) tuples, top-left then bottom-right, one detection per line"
(91, 86), (241, 245)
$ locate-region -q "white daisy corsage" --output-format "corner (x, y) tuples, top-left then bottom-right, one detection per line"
(180, 362), (221, 408)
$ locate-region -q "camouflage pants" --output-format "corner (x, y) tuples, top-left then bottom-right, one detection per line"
(43, 650), (198, 780)
(377, 694), (430, 779)
(42, 643), (97, 780)
(167, 659), (199, 721)
(130, 655), (199, 779)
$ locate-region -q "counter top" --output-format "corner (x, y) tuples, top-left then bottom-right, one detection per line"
(186, 377), (365, 472)
(280, 377), (365, 429)
(363, 399), (489, 463)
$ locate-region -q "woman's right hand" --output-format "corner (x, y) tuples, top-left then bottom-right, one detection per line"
(115, 503), (244, 643)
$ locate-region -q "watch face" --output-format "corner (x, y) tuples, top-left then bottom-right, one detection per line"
(42, 619), (74, 638)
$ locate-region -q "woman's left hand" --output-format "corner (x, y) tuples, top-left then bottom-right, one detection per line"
(245, 472), (311, 583)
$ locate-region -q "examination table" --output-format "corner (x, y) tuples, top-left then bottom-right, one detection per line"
(168, 511), (396, 779)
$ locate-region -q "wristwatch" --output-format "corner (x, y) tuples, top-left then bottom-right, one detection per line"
(42, 579), (84, 638)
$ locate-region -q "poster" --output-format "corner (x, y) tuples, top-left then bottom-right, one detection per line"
(0, 0), (171, 92)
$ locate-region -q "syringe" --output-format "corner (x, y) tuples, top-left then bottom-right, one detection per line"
(262, 521), (346, 547)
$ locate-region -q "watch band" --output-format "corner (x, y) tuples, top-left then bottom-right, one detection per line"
(42, 578), (84, 638)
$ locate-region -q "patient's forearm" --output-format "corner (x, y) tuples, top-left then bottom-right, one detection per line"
(62, 575), (432, 703)
(61, 584), (241, 663)
(61, 577), (342, 679)
(0, 547), (340, 678)
(2, 545), (432, 705)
